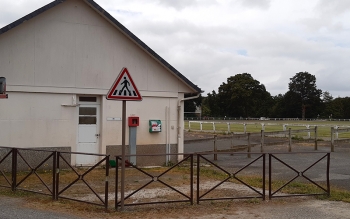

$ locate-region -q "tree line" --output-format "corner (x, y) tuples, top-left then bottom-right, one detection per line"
(185, 72), (350, 120)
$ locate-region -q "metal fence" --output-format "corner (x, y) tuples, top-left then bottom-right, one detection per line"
(113, 151), (330, 209)
(0, 146), (330, 210)
(0, 146), (110, 209)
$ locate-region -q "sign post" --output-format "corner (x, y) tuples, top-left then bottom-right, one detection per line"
(106, 67), (142, 211)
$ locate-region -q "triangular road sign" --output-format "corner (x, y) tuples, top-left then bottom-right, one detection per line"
(106, 68), (142, 101)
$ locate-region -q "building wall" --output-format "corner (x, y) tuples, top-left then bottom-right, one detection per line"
(0, 0), (191, 164)
(0, 92), (77, 148)
(0, 92), (182, 150)
(0, 0), (192, 95)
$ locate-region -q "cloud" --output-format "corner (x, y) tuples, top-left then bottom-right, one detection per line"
(157, 0), (217, 11)
(239, 0), (271, 10)
(1, 0), (350, 98)
(0, 0), (50, 28)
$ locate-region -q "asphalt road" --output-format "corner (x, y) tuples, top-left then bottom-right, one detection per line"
(185, 137), (350, 191)
(0, 196), (83, 219)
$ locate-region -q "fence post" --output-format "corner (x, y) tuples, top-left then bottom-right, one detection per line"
(214, 135), (217, 161)
(196, 154), (200, 204)
(260, 130), (264, 152)
(55, 152), (60, 201)
(231, 132), (234, 147)
(105, 155), (110, 210)
(314, 126), (318, 150)
(335, 126), (339, 140)
(283, 124), (287, 137)
(52, 151), (57, 200)
(189, 121), (191, 131)
(227, 123), (230, 133)
(11, 148), (17, 192)
(230, 132), (234, 156)
(244, 123), (247, 134)
(331, 127), (335, 152)
(288, 128), (292, 152)
(247, 133), (251, 158)
(200, 122), (202, 131)
(306, 125), (310, 139)
(212, 122), (215, 133)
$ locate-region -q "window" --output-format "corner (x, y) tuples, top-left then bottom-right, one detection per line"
(79, 107), (97, 124)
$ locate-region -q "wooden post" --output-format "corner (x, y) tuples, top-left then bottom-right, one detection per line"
(288, 128), (292, 152)
(283, 124), (287, 137)
(335, 126), (339, 140)
(244, 123), (247, 134)
(261, 130), (264, 152)
(227, 123), (230, 133)
(230, 132), (234, 156)
(214, 135), (217, 160)
(231, 132), (234, 148)
(314, 126), (318, 150)
(247, 133), (251, 158)
(331, 127), (334, 152)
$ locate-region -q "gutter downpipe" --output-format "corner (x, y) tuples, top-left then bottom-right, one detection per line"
(177, 93), (200, 162)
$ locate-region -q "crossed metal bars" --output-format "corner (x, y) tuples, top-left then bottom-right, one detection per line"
(196, 153), (266, 203)
(0, 147), (330, 210)
(0, 147), (109, 209)
(115, 152), (330, 207)
(115, 154), (194, 210)
(269, 152), (330, 198)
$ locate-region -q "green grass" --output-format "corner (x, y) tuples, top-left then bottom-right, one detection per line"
(186, 120), (350, 138)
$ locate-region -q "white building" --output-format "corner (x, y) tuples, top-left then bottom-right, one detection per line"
(0, 0), (201, 166)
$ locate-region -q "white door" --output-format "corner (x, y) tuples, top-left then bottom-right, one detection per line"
(76, 104), (100, 166)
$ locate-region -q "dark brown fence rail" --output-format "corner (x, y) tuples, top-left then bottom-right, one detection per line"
(0, 147), (109, 209)
(114, 154), (193, 210)
(196, 152), (266, 203)
(0, 147), (14, 189)
(56, 152), (109, 208)
(0, 146), (330, 211)
(15, 148), (56, 197)
(269, 152), (330, 199)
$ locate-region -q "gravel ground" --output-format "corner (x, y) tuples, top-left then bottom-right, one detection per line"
(0, 196), (83, 219)
(2, 194), (350, 219)
(0, 132), (349, 218)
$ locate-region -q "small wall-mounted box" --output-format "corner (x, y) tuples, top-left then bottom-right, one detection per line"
(149, 120), (161, 132)
(128, 117), (139, 127)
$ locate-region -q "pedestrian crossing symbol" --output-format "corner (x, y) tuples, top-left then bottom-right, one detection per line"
(106, 68), (142, 101)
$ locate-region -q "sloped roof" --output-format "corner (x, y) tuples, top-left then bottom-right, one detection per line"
(0, 0), (201, 93)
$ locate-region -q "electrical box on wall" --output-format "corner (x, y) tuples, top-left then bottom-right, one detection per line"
(128, 117), (139, 127)
(149, 120), (161, 132)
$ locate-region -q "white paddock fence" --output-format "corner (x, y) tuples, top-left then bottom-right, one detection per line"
(187, 121), (350, 152)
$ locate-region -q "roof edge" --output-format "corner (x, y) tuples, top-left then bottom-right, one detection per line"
(0, 0), (202, 94)
(0, 0), (66, 35)
(84, 0), (201, 93)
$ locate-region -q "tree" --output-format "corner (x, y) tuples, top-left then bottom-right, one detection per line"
(204, 91), (220, 117)
(184, 94), (202, 118)
(321, 91), (335, 119)
(270, 94), (284, 118)
(288, 72), (322, 119)
(217, 73), (272, 118)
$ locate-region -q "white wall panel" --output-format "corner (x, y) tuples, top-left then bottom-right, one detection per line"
(0, 92), (76, 148)
(0, 0), (195, 94)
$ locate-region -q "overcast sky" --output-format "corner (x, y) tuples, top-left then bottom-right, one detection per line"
(1, 0), (350, 98)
